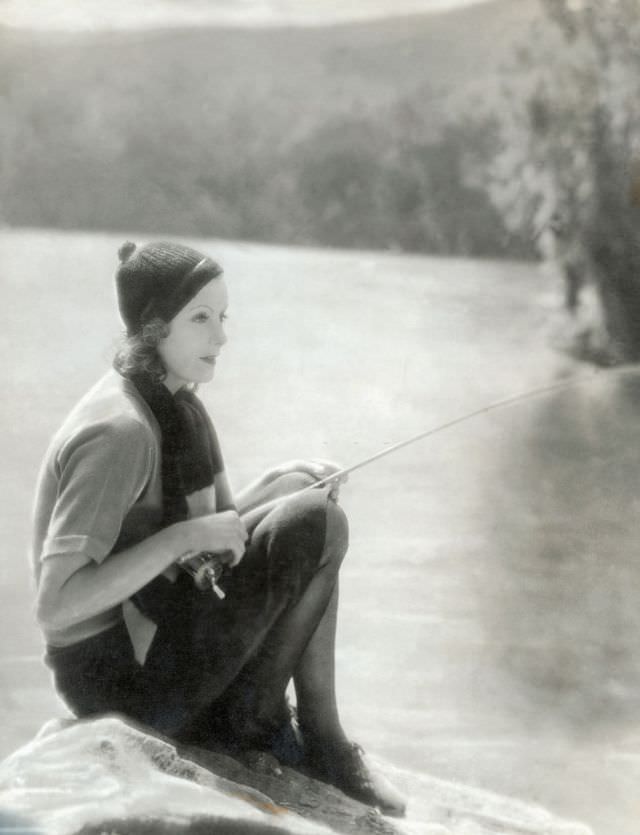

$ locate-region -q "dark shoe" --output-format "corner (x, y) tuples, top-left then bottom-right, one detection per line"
(308, 741), (407, 817)
(231, 698), (305, 768)
(269, 703), (305, 767)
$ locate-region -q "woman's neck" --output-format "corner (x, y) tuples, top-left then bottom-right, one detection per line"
(161, 373), (183, 395)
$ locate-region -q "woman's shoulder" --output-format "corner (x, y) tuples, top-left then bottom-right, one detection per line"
(51, 371), (159, 464)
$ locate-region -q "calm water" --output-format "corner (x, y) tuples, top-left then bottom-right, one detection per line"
(0, 0), (490, 30)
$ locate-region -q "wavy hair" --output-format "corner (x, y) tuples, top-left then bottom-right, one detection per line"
(113, 317), (170, 383)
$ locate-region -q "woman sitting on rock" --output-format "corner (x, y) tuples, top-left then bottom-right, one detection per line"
(31, 241), (406, 817)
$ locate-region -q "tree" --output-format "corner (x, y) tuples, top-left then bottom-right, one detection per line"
(487, 0), (640, 363)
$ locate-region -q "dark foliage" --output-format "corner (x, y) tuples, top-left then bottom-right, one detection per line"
(0, 3), (537, 258)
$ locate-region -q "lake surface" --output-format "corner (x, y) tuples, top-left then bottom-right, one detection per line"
(0, 0), (490, 30)
(1, 229), (639, 834)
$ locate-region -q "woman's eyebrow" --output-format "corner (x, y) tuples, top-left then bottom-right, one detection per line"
(188, 304), (215, 313)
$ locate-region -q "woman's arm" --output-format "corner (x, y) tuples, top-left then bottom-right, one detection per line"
(214, 469), (237, 512)
(233, 459), (345, 515)
(232, 472), (270, 515)
(36, 523), (184, 634)
(37, 509), (247, 635)
(37, 415), (247, 636)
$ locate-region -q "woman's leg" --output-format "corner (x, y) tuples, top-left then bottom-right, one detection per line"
(181, 472), (406, 815)
(218, 484), (349, 747)
(292, 571), (407, 818)
(293, 580), (349, 756)
(163, 476), (345, 746)
(236, 469), (349, 750)
(231, 481), (406, 816)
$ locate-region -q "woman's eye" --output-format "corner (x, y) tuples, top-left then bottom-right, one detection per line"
(192, 312), (209, 323)
(220, 313), (228, 323)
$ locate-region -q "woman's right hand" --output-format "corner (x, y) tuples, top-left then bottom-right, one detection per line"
(179, 510), (248, 566)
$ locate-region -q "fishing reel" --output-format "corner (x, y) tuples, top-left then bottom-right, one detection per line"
(177, 551), (228, 599)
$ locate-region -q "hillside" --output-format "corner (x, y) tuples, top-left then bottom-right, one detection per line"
(0, 0), (543, 254)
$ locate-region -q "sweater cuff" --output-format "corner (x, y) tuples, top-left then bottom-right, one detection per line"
(41, 533), (112, 564)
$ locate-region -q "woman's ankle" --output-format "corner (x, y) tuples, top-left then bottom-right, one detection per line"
(300, 725), (350, 768)
(304, 739), (407, 817)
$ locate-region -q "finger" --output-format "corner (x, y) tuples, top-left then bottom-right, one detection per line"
(230, 542), (246, 566)
(216, 548), (235, 566)
(220, 543), (243, 567)
(280, 459), (343, 483)
(311, 457), (343, 470)
(231, 522), (248, 543)
(311, 458), (347, 477)
(322, 470), (348, 484)
(278, 459), (315, 475)
(317, 473), (348, 491)
(292, 460), (325, 480)
(290, 459), (336, 476)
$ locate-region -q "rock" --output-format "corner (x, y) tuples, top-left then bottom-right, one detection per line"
(0, 716), (397, 835)
(0, 716), (592, 835)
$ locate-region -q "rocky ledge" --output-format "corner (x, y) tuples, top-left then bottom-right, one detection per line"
(0, 716), (592, 835)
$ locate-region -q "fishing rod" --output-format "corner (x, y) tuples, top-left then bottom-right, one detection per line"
(180, 362), (640, 596)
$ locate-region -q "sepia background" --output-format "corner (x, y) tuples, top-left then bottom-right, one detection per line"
(2, 2), (640, 834)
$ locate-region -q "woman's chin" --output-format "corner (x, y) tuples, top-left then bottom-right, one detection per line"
(197, 365), (216, 384)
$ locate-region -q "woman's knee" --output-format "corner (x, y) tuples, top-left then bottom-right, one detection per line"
(259, 489), (349, 577)
(321, 498), (349, 569)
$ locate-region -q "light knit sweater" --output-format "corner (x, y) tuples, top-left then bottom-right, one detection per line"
(31, 370), (165, 647)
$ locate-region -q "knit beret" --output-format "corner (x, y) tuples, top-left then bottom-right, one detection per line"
(115, 241), (223, 335)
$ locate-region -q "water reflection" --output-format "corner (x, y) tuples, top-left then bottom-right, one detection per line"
(482, 370), (640, 737)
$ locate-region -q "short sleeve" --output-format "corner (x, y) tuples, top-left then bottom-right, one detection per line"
(42, 417), (153, 564)
(208, 419), (225, 475)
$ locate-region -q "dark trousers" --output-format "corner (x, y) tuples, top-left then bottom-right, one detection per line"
(46, 486), (348, 752)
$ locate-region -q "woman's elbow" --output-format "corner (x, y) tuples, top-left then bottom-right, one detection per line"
(36, 570), (86, 635)
(35, 553), (93, 634)
(36, 586), (71, 634)
(35, 594), (58, 633)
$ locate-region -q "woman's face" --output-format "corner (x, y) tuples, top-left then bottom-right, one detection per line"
(157, 278), (229, 393)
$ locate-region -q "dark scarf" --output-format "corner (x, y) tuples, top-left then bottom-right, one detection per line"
(131, 372), (224, 526)
(129, 372), (225, 621)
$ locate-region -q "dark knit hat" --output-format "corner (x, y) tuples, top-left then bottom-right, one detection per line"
(115, 241), (223, 335)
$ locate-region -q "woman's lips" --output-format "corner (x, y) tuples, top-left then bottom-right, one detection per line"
(200, 356), (217, 365)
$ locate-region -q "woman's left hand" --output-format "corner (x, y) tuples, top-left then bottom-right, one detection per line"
(265, 458), (348, 499)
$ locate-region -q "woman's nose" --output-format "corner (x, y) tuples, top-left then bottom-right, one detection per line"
(211, 321), (227, 346)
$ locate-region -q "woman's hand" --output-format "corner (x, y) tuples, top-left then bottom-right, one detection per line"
(179, 510), (248, 566)
(235, 458), (349, 516)
(265, 459), (348, 500)
(264, 458), (344, 482)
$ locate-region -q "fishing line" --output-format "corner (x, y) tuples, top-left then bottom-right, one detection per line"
(310, 363), (640, 489)
(186, 362), (640, 594)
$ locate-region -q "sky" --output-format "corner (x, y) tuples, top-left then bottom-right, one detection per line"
(0, 0), (494, 30)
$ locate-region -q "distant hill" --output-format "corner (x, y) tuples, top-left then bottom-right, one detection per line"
(0, 0), (544, 255)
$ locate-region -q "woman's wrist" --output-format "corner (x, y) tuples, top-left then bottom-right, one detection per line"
(259, 468), (277, 487)
(235, 473), (270, 511)
(164, 520), (192, 559)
